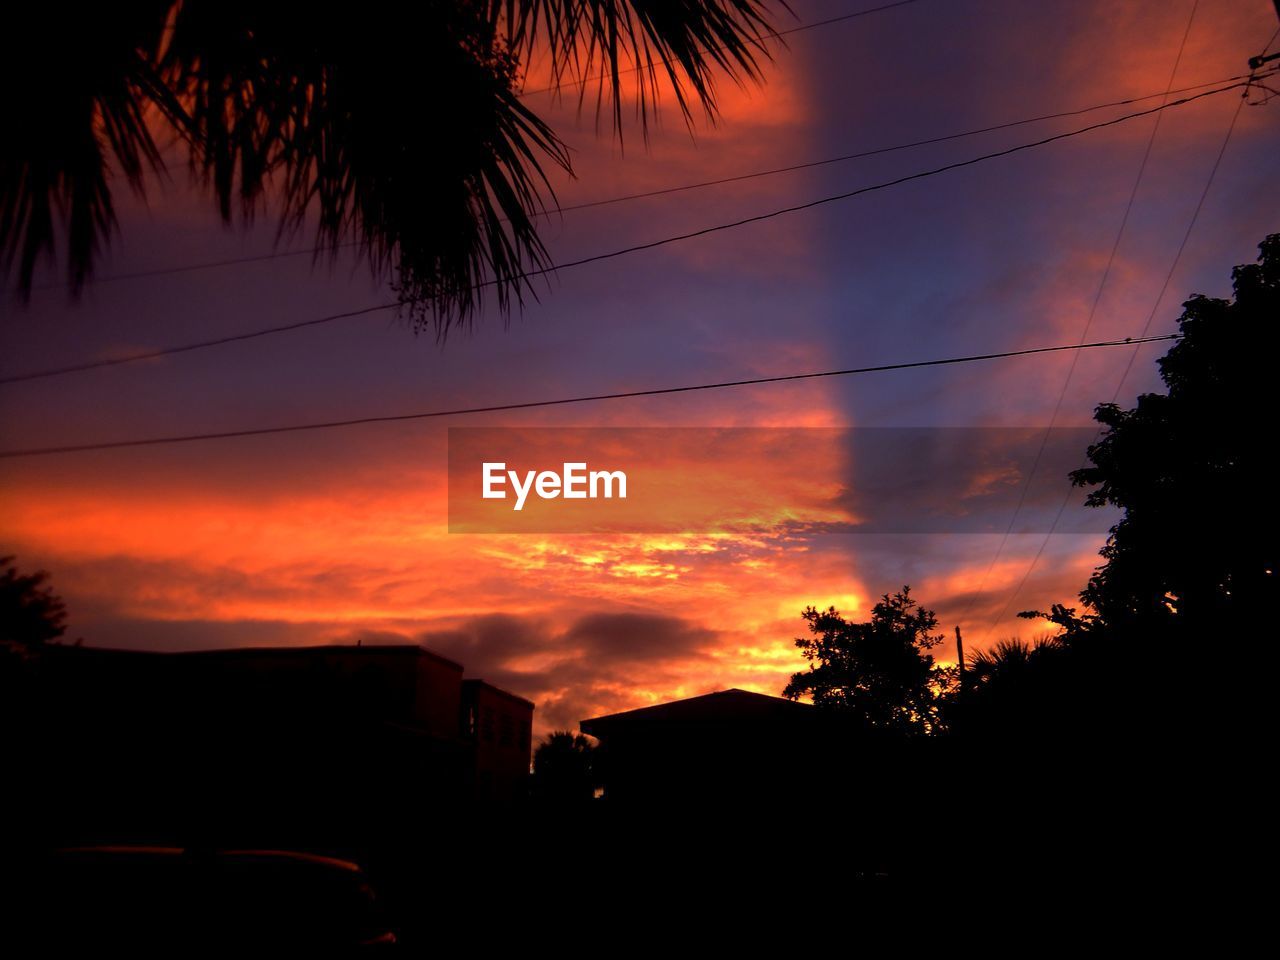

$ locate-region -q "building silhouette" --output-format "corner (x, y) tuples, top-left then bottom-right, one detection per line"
(582, 688), (835, 803)
(25, 643), (533, 849)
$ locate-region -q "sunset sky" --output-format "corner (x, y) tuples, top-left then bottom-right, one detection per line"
(3, 0), (1278, 734)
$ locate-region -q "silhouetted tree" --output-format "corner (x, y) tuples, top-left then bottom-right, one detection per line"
(532, 730), (596, 801)
(966, 636), (1060, 686)
(1, 557), (68, 718)
(949, 634), (1085, 737)
(0, 555), (67, 657)
(956, 235), (1280, 751)
(3, 2), (780, 330)
(1040, 233), (1280, 641)
(783, 587), (954, 736)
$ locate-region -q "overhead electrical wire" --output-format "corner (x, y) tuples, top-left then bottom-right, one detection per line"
(26, 70), (1260, 294)
(980, 40), (1263, 634)
(27, 0), (933, 293)
(1, 80), (1255, 388)
(958, 0), (1203, 639)
(23, 1), (926, 296)
(962, 1), (1208, 647)
(0, 334), (1179, 459)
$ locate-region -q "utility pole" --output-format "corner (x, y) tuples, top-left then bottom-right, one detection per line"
(955, 625), (966, 695)
(1250, 1), (1280, 70)
(1248, 49), (1280, 70)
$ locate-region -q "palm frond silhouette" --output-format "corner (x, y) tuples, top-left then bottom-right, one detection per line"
(1, 4), (182, 298)
(965, 636), (1064, 687)
(2, 1), (780, 332)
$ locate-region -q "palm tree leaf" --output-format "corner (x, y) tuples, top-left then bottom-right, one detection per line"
(1, 3), (181, 297)
(497, 0), (783, 138)
(4, 1), (784, 329)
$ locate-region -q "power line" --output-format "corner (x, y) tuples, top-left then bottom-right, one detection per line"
(1263, 24), (1280, 56)
(0, 80), (1251, 389)
(982, 45), (1258, 632)
(1112, 91), (1249, 396)
(25, 70), (1258, 293)
(517, 0), (924, 98)
(535, 72), (1259, 212)
(24, 0), (928, 296)
(0, 334), (1179, 459)
(959, 0), (1202, 640)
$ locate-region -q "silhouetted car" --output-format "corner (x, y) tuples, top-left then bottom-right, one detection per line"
(20, 846), (396, 949)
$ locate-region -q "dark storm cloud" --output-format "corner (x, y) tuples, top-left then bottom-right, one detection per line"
(562, 612), (718, 663)
(368, 609), (723, 733)
(414, 609), (719, 685)
(418, 613), (558, 670)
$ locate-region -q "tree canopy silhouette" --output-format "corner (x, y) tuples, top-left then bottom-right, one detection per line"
(1039, 233), (1280, 640)
(531, 730), (596, 801)
(783, 586), (953, 736)
(0, 555), (67, 656)
(2, 2), (781, 330)
(954, 234), (1280, 746)
(1, 554), (68, 715)
(950, 634), (1084, 739)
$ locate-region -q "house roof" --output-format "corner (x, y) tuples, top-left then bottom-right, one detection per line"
(580, 688), (811, 737)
